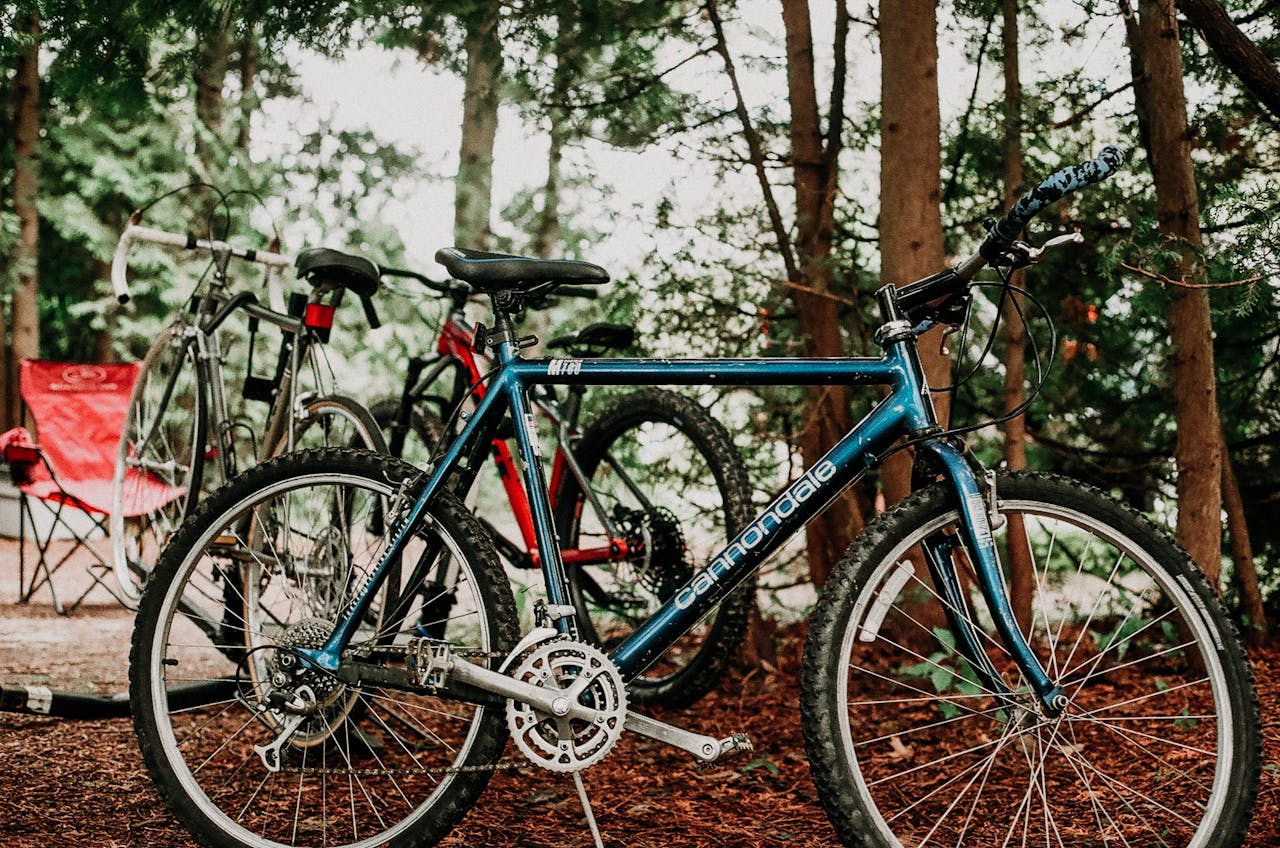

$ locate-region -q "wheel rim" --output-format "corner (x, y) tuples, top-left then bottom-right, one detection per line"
(273, 399), (382, 456)
(112, 326), (204, 600)
(835, 498), (1235, 848)
(144, 470), (496, 848)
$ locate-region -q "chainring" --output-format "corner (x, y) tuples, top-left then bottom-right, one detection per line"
(505, 640), (627, 773)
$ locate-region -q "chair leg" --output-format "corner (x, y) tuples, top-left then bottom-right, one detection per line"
(23, 498), (67, 614)
(81, 514), (131, 609)
(17, 492), (27, 603)
(16, 497), (116, 615)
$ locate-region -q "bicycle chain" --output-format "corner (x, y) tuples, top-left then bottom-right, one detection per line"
(277, 760), (525, 777)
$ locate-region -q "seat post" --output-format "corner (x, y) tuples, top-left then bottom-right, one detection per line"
(482, 297), (527, 358)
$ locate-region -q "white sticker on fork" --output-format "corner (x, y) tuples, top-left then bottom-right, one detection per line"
(965, 492), (993, 549)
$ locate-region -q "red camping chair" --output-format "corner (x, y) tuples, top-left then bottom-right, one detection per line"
(1, 361), (183, 613)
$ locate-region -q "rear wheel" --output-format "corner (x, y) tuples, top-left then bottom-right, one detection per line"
(803, 472), (1260, 848)
(111, 320), (209, 603)
(370, 396), (446, 468)
(553, 388), (754, 708)
(267, 394), (389, 457)
(130, 447), (520, 848)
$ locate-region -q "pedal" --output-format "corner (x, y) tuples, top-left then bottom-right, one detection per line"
(720, 731), (754, 758)
(407, 637), (452, 689)
(696, 732), (754, 769)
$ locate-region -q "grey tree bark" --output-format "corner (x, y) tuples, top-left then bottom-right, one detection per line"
(454, 4), (502, 249)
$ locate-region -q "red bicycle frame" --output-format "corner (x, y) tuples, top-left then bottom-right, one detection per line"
(434, 317), (631, 569)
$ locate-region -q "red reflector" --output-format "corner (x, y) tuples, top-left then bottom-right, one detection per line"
(304, 303), (335, 329)
(4, 445), (40, 464)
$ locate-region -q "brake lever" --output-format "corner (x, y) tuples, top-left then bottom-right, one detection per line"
(1025, 231), (1084, 263)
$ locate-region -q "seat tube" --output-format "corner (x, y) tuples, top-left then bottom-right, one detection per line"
(199, 329), (236, 478)
(495, 339), (576, 634)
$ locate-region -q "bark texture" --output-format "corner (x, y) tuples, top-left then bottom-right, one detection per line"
(11, 13), (42, 428)
(879, 0), (950, 506)
(455, 4), (502, 250)
(999, 0), (1034, 632)
(1178, 0), (1280, 120)
(779, 0), (867, 587)
(1135, 0), (1224, 585)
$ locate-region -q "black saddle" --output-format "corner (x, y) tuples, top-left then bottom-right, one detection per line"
(295, 247), (382, 327)
(546, 323), (636, 356)
(435, 247), (609, 291)
(296, 248), (380, 298)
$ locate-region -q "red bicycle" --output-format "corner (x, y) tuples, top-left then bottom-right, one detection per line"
(371, 267), (754, 707)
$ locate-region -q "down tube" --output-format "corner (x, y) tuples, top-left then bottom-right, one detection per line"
(610, 397), (911, 679)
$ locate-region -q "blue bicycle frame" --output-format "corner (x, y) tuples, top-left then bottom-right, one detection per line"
(305, 306), (1064, 712)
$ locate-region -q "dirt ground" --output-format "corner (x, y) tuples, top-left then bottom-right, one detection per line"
(0, 537), (1277, 847)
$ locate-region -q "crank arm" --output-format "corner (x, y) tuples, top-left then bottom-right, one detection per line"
(624, 711), (747, 764)
(448, 656), (603, 724)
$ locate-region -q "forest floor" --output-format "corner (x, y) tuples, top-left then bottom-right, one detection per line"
(0, 537), (1276, 847)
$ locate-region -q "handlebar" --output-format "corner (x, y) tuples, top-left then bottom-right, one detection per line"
(554, 286), (599, 300)
(950, 146), (1125, 281)
(982, 145), (1125, 259)
(379, 265), (451, 294)
(111, 222), (293, 304)
(896, 147), (1126, 324)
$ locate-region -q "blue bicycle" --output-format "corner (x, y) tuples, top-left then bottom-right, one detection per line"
(129, 148), (1260, 848)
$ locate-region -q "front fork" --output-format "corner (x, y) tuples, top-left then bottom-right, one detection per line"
(916, 440), (1065, 716)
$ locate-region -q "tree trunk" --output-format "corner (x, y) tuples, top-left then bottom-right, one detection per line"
(236, 29), (258, 152)
(779, 0), (866, 587)
(1220, 430), (1267, 644)
(532, 119), (564, 259)
(0, 299), (10, 432)
(532, 13), (576, 260)
(94, 261), (116, 364)
(1135, 0), (1224, 586)
(193, 23), (231, 176)
(1178, 0), (1280, 120)
(1120, 0), (1155, 154)
(879, 0), (950, 506)
(454, 4), (502, 249)
(11, 13), (41, 428)
(998, 0), (1034, 633)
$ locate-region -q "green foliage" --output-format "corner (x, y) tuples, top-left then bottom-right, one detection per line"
(7, 0), (1280, 637)
(898, 627), (985, 720)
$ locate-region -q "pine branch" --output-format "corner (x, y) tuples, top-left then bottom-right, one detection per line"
(1120, 262), (1266, 288)
(1051, 81), (1137, 129)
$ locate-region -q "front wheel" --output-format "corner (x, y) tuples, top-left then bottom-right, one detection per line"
(802, 471), (1260, 848)
(553, 388), (754, 708)
(130, 448), (519, 848)
(111, 320), (209, 603)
